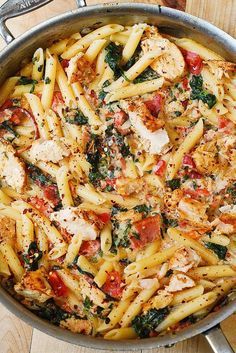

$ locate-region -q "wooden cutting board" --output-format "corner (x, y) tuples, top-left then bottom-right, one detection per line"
(0, 1), (235, 353)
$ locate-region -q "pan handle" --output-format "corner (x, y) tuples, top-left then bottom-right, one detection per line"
(203, 325), (234, 353)
(0, 0), (54, 44)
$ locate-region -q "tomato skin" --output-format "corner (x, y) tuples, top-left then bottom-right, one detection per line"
(0, 99), (13, 110)
(28, 196), (54, 217)
(132, 215), (161, 249)
(114, 111), (129, 135)
(154, 160), (166, 177)
(183, 50), (203, 75)
(43, 185), (60, 207)
(102, 271), (123, 299)
(97, 213), (110, 224)
(183, 155), (196, 168)
(61, 59), (69, 69)
(48, 271), (68, 297)
(184, 188), (210, 200)
(145, 94), (163, 117)
(188, 171), (202, 179)
(182, 77), (189, 90)
(79, 240), (100, 257)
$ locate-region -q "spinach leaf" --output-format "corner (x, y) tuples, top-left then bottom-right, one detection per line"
(37, 300), (69, 325)
(134, 204), (151, 216)
(134, 67), (159, 84)
(83, 296), (93, 310)
(105, 43), (123, 79)
(132, 308), (169, 338)
(166, 178), (181, 190)
(18, 76), (38, 86)
(26, 163), (53, 187)
(65, 109), (88, 125)
(22, 242), (42, 271)
(162, 214), (178, 228)
(190, 75), (217, 109)
(205, 242), (227, 260)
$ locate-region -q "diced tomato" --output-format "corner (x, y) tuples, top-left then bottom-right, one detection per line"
(97, 213), (110, 224)
(114, 111), (129, 135)
(182, 77), (189, 90)
(182, 50), (203, 75)
(218, 117), (234, 134)
(61, 59), (69, 69)
(0, 99), (13, 110)
(132, 215), (161, 249)
(181, 99), (189, 109)
(188, 170), (202, 179)
(183, 155), (196, 168)
(28, 196), (54, 217)
(48, 271), (68, 297)
(52, 91), (64, 110)
(154, 160), (166, 177)
(43, 185), (60, 207)
(184, 188), (210, 199)
(79, 240), (101, 257)
(145, 94), (163, 117)
(102, 271), (123, 299)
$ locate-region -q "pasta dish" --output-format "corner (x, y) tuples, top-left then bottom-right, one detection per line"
(0, 23), (235, 340)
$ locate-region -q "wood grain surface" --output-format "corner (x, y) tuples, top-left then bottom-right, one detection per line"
(0, 1), (235, 353)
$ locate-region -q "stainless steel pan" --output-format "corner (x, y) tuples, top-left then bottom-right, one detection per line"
(0, 0), (235, 351)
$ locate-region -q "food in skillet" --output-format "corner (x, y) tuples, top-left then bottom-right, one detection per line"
(0, 23), (235, 339)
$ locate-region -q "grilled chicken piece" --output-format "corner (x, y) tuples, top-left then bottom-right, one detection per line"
(120, 100), (170, 155)
(169, 247), (201, 273)
(60, 317), (92, 334)
(178, 197), (208, 226)
(14, 268), (54, 303)
(115, 177), (145, 196)
(141, 36), (185, 81)
(143, 289), (173, 312)
(29, 138), (70, 163)
(50, 207), (102, 240)
(165, 273), (195, 292)
(0, 216), (15, 246)
(0, 139), (26, 192)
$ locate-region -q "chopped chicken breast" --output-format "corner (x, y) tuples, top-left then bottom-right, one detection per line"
(178, 197), (208, 226)
(0, 139), (26, 192)
(60, 317), (92, 334)
(169, 247), (201, 273)
(166, 273), (195, 293)
(0, 216), (15, 246)
(50, 207), (101, 240)
(143, 289), (173, 312)
(14, 268), (54, 303)
(29, 138), (70, 163)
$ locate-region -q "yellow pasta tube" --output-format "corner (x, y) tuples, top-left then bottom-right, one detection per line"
(104, 327), (137, 340)
(120, 281), (159, 327)
(11, 82), (44, 98)
(71, 82), (102, 126)
(188, 265), (236, 279)
(77, 184), (105, 205)
(104, 50), (163, 92)
(122, 23), (147, 64)
(25, 93), (50, 139)
(167, 118), (204, 180)
(156, 291), (217, 332)
(55, 57), (76, 107)
(98, 299), (132, 332)
(20, 62), (33, 77)
(171, 285), (204, 305)
(64, 233), (83, 266)
(62, 24), (124, 60)
(0, 190), (12, 205)
(41, 50), (57, 111)
(84, 39), (107, 63)
(100, 223), (112, 254)
(168, 228), (218, 265)
(77, 255), (97, 277)
(0, 252), (11, 277)
(124, 246), (179, 275)
(0, 242), (24, 281)
(32, 48), (44, 81)
(0, 76), (19, 106)
(49, 39), (70, 55)
(94, 261), (113, 287)
(56, 166), (74, 207)
(105, 77), (164, 103)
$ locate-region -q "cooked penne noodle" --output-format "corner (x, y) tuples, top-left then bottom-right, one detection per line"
(32, 48), (44, 81)
(41, 50), (57, 111)
(0, 76), (19, 106)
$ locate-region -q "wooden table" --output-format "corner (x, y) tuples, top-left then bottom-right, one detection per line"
(0, 0), (235, 352)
